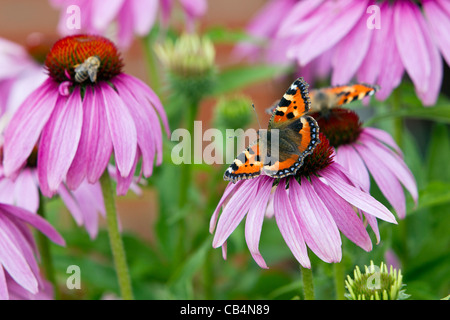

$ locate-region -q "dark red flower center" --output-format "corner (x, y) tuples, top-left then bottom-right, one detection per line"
(45, 35), (123, 84)
(294, 132), (334, 179)
(310, 108), (362, 148)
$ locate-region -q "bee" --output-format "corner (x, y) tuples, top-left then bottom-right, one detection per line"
(74, 55), (101, 83)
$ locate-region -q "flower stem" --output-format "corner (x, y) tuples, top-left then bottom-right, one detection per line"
(334, 262), (346, 300)
(392, 88), (404, 148)
(300, 265), (315, 300)
(99, 171), (134, 300)
(142, 32), (161, 96)
(36, 192), (59, 299)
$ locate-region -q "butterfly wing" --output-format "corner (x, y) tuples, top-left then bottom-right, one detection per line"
(310, 83), (379, 112)
(264, 77), (319, 178)
(223, 140), (264, 182)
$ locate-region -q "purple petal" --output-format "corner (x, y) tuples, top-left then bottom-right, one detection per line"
(359, 134), (418, 204)
(210, 181), (244, 233)
(245, 176), (273, 269)
(0, 265), (8, 299)
(274, 179), (310, 268)
(119, 74), (170, 138)
(14, 169), (39, 213)
(91, 0), (124, 31)
(212, 179), (259, 248)
(423, 0), (450, 66)
(0, 203), (65, 246)
(361, 127), (403, 156)
(321, 165), (397, 224)
(414, 2), (442, 106)
(0, 214), (37, 294)
(311, 175), (372, 252)
(131, 0), (158, 35)
(3, 79), (58, 177)
(37, 87), (83, 196)
(331, 13), (373, 85)
(287, 0), (368, 66)
(355, 144), (406, 219)
(394, 1), (438, 104)
(375, 3), (404, 101)
(290, 177), (342, 263)
(114, 148), (140, 196)
(113, 77), (160, 175)
(335, 145), (370, 192)
(100, 83), (137, 178)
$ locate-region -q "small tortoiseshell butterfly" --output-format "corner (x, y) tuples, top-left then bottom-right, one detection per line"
(224, 78), (319, 182)
(265, 83), (379, 115)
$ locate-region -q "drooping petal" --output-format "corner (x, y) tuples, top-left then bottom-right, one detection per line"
(331, 12), (373, 85)
(119, 74), (170, 137)
(311, 175), (372, 252)
(361, 127), (403, 157)
(424, 0), (450, 65)
(335, 145), (370, 192)
(287, 0), (368, 66)
(131, 0), (158, 35)
(359, 133), (418, 204)
(212, 179), (259, 248)
(355, 144), (407, 219)
(101, 83), (137, 178)
(0, 203), (65, 246)
(0, 265), (8, 300)
(274, 179), (310, 268)
(321, 164), (397, 224)
(3, 80), (58, 177)
(394, 1), (435, 103)
(113, 76), (159, 175)
(0, 215), (37, 294)
(91, 0), (125, 31)
(290, 177), (341, 263)
(245, 176), (272, 269)
(13, 168), (39, 213)
(38, 87), (83, 196)
(210, 180), (244, 233)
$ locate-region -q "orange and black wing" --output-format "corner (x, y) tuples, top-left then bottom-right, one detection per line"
(268, 77), (311, 129)
(310, 83), (379, 112)
(223, 141), (264, 182)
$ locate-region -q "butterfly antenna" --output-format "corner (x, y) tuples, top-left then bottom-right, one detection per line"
(252, 103), (262, 129)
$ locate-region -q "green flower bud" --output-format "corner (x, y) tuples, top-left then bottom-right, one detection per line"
(345, 261), (410, 300)
(155, 33), (216, 103)
(213, 95), (254, 131)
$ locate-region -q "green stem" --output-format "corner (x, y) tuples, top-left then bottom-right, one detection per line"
(142, 33), (161, 96)
(334, 262), (346, 300)
(300, 265), (315, 300)
(36, 192), (59, 299)
(392, 88), (404, 148)
(99, 171), (134, 300)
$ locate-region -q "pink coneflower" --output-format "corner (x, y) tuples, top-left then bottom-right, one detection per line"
(241, 0), (449, 106)
(0, 36), (48, 117)
(0, 202), (65, 300)
(2, 34), (169, 197)
(51, 0), (208, 48)
(312, 108), (418, 220)
(210, 133), (397, 269)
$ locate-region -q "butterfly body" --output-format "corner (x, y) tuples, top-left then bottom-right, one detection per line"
(224, 78), (319, 182)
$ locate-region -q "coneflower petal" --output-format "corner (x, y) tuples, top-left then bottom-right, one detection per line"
(311, 175), (372, 252)
(245, 176), (272, 269)
(101, 83), (137, 178)
(3, 79), (58, 177)
(322, 165), (397, 224)
(290, 177), (341, 263)
(274, 179), (310, 268)
(38, 88), (83, 196)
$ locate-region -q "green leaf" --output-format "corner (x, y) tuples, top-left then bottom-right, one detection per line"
(366, 103), (450, 125)
(211, 64), (293, 96)
(205, 26), (262, 45)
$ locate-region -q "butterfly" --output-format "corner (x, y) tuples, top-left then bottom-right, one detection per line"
(265, 83), (380, 115)
(224, 77), (319, 182)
